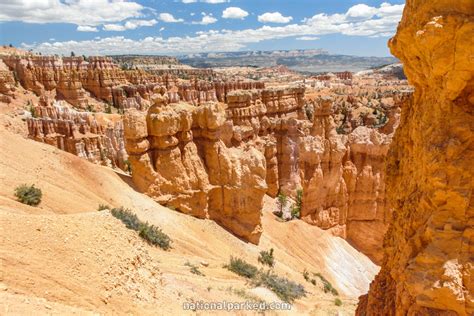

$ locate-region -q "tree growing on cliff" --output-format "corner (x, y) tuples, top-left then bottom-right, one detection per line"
(276, 193), (287, 218)
(291, 189), (303, 219)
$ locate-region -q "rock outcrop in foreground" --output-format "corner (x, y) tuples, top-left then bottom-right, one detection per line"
(357, 1), (473, 315)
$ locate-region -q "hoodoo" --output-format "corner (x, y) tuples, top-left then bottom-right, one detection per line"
(357, 0), (474, 315)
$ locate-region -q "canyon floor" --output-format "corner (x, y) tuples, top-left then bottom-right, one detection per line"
(0, 126), (378, 315)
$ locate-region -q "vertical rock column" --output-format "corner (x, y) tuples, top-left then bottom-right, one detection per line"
(357, 1), (473, 315)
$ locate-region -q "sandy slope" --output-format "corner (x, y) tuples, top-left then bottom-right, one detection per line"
(0, 128), (378, 315)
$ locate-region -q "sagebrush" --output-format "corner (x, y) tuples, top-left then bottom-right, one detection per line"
(314, 272), (338, 296)
(14, 184), (42, 206)
(226, 257), (306, 303)
(258, 248), (275, 267)
(225, 257), (258, 279)
(111, 207), (171, 250)
(254, 270), (306, 303)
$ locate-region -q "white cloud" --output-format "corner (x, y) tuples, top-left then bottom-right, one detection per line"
(222, 7), (248, 19)
(125, 19), (158, 29)
(0, 0), (145, 26)
(346, 4), (377, 19)
(158, 13), (184, 23)
(296, 36), (319, 41)
(24, 3), (404, 55)
(103, 19), (157, 32)
(183, 0), (228, 3)
(103, 24), (127, 31)
(258, 12), (292, 24)
(77, 25), (98, 32)
(192, 13), (217, 25)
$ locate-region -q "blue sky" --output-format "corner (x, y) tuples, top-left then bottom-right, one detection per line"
(0, 0), (405, 57)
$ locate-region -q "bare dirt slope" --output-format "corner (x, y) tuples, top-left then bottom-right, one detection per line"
(0, 128), (378, 315)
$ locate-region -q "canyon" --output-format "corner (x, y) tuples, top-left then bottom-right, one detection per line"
(0, 50), (409, 263)
(1, 1), (472, 311)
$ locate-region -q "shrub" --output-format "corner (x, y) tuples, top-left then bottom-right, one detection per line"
(291, 189), (303, 219)
(254, 271), (306, 303)
(14, 184), (42, 206)
(258, 248), (275, 267)
(105, 103), (112, 114)
(97, 204), (111, 211)
(314, 273), (338, 296)
(139, 224), (171, 250)
(336, 125), (347, 135)
(225, 257), (258, 279)
(29, 103), (37, 118)
(124, 160), (132, 174)
(226, 257), (306, 303)
(111, 207), (171, 250)
(111, 207), (141, 231)
(275, 193), (287, 218)
(304, 105), (314, 121)
(303, 269), (310, 281)
(335, 298), (343, 306)
(185, 261), (205, 276)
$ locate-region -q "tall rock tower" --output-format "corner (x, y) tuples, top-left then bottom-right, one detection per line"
(357, 0), (473, 315)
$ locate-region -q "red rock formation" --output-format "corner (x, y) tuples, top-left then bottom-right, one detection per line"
(0, 60), (16, 102)
(299, 96), (393, 263)
(357, 1), (473, 315)
(27, 96), (127, 169)
(124, 96), (266, 243)
(124, 83), (400, 253)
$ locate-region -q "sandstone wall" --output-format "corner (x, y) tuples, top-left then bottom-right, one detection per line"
(27, 96), (127, 170)
(123, 85), (397, 255)
(299, 96), (393, 263)
(357, 1), (473, 315)
(1, 54), (265, 113)
(124, 96), (267, 244)
(1, 51), (408, 261)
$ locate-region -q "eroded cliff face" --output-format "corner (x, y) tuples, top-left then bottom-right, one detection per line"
(357, 1), (474, 315)
(27, 96), (127, 169)
(124, 95), (267, 243)
(123, 85), (400, 251)
(1, 50), (409, 258)
(0, 54), (272, 113)
(299, 96), (394, 263)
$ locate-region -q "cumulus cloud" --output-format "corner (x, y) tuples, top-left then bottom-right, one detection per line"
(103, 19), (157, 32)
(296, 36), (319, 41)
(24, 3), (404, 55)
(158, 13), (184, 23)
(258, 12), (293, 24)
(77, 25), (98, 32)
(183, 0), (229, 3)
(0, 0), (145, 26)
(222, 7), (248, 19)
(192, 13), (218, 25)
